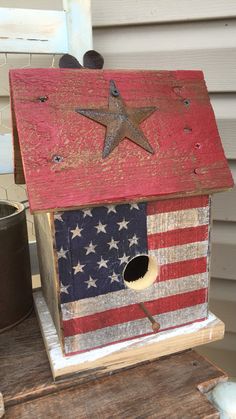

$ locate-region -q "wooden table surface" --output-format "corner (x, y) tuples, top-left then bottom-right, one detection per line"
(0, 311), (227, 418)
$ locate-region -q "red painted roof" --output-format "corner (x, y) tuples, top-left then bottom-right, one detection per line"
(10, 69), (233, 213)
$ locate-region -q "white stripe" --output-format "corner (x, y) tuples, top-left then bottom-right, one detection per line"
(149, 240), (209, 265)
(64, 303), (208, 354)
(61, 272), (208, 320)
(147, 206), (209, 235)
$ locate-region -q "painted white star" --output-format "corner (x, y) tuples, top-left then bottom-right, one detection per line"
(85, 241), (97, 255)
(83, 208), (92, 217)
(106, 205), (117, 213)
(54, 212), (64, 221)
(73, 261), (85, 275)
(109, 271), (120, 283)
(108, 237), (119, 250)
(61, 283), (70, 294)
(97, 257), (108, 269)
(71, 225), (83, 239)
(117, 218), (130, 231)
(130, 203), (139, 210)
(128, 234), (139, 247)
(95, 221), (107, 234)
(57, 247), (68, 259)
(85, 276), (98, 289)
(119, 253), (129, 265)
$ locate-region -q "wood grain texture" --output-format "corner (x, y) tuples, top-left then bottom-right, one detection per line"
(33, 213), (63, 347)
(0, 310), (227, 418)
(63, 0), (93, 64)
(10, 95), (25, 184)
(10, 68), (233, 212)
(2, 93), (236, 172)
(0, 8), (67, 54)
(0, 393), (5, 418)
(92, 0), (236, 27)
(34, 290), (224, 380)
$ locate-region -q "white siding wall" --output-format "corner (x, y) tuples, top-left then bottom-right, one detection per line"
(91, 0), (236, 376)
(0, 0), (235, 375)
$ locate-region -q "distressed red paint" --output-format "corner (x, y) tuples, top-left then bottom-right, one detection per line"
(63, 288), (207, 337)
(9, 69), (233, 213)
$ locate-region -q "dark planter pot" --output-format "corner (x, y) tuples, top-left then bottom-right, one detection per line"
(0, 200), (33, 332)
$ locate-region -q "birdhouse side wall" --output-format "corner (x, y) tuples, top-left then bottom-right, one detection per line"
(34, 212), (63, 349)
(53, 196), (211, 356)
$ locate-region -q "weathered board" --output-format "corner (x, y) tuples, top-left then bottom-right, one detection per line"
(33, 212), (63, 347)
(10, 69), (233, 213)
(0, 310), (227, 418)
(34, 290), (224, 380)
(0, 8), (67, 54)
(54, 195), (211, 355)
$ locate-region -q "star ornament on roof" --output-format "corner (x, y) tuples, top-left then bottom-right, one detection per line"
(75, 80), (157, 158)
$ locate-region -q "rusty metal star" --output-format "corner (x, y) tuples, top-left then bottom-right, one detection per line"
(75, 80), (157, 158)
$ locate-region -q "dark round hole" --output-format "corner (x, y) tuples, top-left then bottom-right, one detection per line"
(38, 96), (48, 102)
(184, 127), (192, 133)
(124, 255), (149, 283)
(0, 202), (18, 219)
(191, 360), (199, 367)
(112, 89), (119, 97)
(195, 143), (201, 149)
(183, 99), (190, 106)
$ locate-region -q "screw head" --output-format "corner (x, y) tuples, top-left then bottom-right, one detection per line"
(183, 99), (190, 106)
(52, 155), (63, 163)
(38, 96), (48, 102)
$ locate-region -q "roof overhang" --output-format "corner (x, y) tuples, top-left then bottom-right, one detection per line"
(10, 69), (233, 213)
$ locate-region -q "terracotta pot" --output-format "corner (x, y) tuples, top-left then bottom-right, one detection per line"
(0, 200), (32, 332)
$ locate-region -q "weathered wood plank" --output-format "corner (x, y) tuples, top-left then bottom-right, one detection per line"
(1, 93), (235, 172)
(33, 213), (63, 347)
(4, 364), (223, 419)
(9, 68), (233, 212)
(0, 8), (68, 54)
(0, 393), (5, 418)
(92, 0), (236, 27)
(63, 0), (93, 64)
(34, 290), (224, 380)
(0, 310), (227, 418)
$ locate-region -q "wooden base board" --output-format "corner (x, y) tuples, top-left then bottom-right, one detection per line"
(33, 290), (225, 381)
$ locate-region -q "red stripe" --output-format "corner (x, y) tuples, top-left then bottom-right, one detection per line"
(147, 196), (209, 215)
(159, 257), (208, 282)
(63, 288), (207, 337)
(148, 225), (209, 249)
(66, 317), (207, 356)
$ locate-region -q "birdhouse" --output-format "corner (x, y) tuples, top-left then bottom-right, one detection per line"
(10, 68), (233, 379)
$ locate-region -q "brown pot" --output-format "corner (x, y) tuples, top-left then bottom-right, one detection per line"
(0, 200), (32, 332)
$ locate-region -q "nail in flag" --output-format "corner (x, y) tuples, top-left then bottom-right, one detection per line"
(54, 195), (210, 355)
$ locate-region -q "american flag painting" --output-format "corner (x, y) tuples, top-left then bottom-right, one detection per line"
(54, 195), (210, 355)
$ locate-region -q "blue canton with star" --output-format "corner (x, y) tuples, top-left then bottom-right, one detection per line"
(54, 203), (148, 303)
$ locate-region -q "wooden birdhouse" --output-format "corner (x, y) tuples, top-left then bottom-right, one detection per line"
(10, 68), (233, 379)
